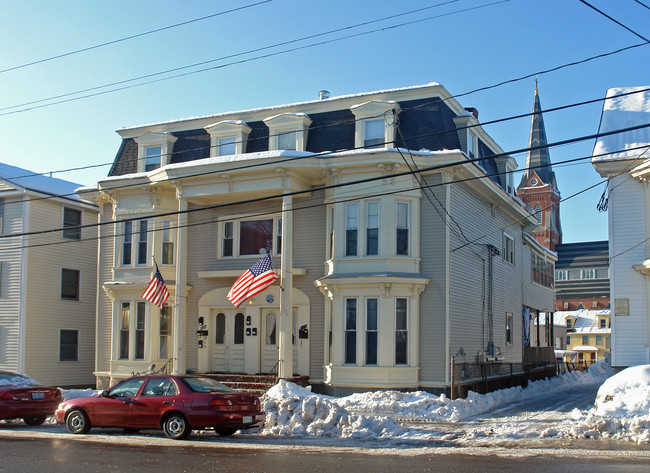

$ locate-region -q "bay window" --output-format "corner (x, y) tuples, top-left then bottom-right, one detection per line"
(161, 220), (174, 265)
(366, 202), (379, 256)
(395, 298), (408, 365)
(365, 298), (378, 365)
(120, 219), (150, 266)
(396, 202), (409, 255)
(345, 298), (357, 364)
(345, 203), (358, 257)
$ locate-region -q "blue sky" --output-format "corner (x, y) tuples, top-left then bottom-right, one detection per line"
(2, 0), (649, 243)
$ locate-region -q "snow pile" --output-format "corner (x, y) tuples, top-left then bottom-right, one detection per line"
(567, 364), (650, 444)
(261, 381), (407, 439)
(0, 375), (40, 387)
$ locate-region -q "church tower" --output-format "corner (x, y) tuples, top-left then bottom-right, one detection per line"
(516, 83), (562, 251)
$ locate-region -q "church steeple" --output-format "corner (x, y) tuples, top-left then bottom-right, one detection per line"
(516, 83), (562, 251)
(519, 81), (556, 188)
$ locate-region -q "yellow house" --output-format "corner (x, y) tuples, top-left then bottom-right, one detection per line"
(563, 309), (611, 364)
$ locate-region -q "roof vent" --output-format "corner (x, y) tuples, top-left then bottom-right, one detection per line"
(318, 90), (330, 101)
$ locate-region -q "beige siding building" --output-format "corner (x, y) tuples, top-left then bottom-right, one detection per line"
(0, 163), (98, 386)
(82, 83), (555, 393)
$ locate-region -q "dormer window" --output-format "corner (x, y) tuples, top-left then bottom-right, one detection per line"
(264, 113), (312, 151)
(205, 121), (252, 157)
(467, 131), (475, 158)
(134, 132), (178, 173)
(350, 101), (400, 149)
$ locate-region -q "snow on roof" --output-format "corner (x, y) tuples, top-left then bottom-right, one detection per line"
(117, 83), (442, 133)
(554, 309), (610, 332)
(592, 86), (650, 163)
(0, 162), (92, 204)
(571, 345), (599, 351)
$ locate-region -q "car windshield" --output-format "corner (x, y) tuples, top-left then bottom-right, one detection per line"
(181, 377), (234, 393)
(0, 373), (40, 387)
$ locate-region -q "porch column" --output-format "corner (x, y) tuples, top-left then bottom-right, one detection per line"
(278, 194), (293, 379)
(173, 185), (188, 374)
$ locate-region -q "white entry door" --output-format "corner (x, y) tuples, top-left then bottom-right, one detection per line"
(211, 310), (246, 373)
(260, 310), (278, 374)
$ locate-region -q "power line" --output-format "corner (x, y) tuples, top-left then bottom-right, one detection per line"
(577, 0), (650, 43)
(0, 1), (274, 74)
(6, 84), (650, 196)
(633, 0), (650, 10)
(0, 0), (475, 114)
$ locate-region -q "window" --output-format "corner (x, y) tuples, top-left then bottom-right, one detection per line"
(120, 302), (130, 359)
(59, 329), (78, 361)
(215, 313), (225, 344)
(506, 312), (513, 344)
(137, 220), (148, 265)
(217, 136), (237, 156)
(467, 131), (475, 158)
(234, 313), (245, 345)
(135, 302), (145, 360)
(531, 253), (554, 289)
(144, 145), (162, 172)
(596, 335), (603, 346)
(142, 378), (176, 397)
(161, 220), (174, 265)
(395, 298), (408, 365)
(62, 207), (81, 240)
(396, 202), (409, 255)
(0, 198), (3, 233)
(567, 335), (571, 345)
(366, 202), (379, 256)
(581, 269), (595, 279)
(365, 298), (378, 365)
(122, 221), (132, 265)
(61, 268), (80, 300)
(266, 313), (277, 345)
(345, 298), (357, 364)
(582, 335), (588, 345)
(502, 234), (515, 264)
(363, 119), (385, 148)
(556, 270), (569, 281)
(277, 130), (297, 150)
(328, 207), (334, 260)
(599, 318), (607, 329)
(110, 378), (145, 398)
(566, 319), (572, 329)
(160, 305), (171, 359)
(534, 205), (542, 223)
(220, 217), (281, 257)
(345, 203), (358, 257)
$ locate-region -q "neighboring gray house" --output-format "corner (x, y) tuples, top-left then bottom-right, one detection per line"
(81, 83), (555, 393)
(0, 163), (98, 386)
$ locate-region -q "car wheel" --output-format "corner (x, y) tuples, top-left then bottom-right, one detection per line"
(162, 413), (191, 440)
(214, 427), (237, 437)
(23, 415), (47, 426)
(66, 409), (90, 434)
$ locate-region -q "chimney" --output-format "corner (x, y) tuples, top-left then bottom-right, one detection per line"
(318, 90), (330, 101)
(464, 107), (479, 119)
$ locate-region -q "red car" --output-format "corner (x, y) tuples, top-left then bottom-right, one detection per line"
(0, 371), (62, 425)
(55, 374), (265, 439)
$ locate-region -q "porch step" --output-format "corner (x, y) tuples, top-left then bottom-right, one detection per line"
(205, 373), (310, 397)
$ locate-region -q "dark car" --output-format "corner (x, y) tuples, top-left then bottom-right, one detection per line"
(0, 371), (62, 425)
(55, 374), (265, 439)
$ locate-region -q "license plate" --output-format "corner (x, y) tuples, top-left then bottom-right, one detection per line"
(31, 392), (45, 399)
(242, 416), (252, 423)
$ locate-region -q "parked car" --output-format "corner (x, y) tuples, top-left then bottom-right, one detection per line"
(55, 374), (265, 439)
(0, 371), (62, 425)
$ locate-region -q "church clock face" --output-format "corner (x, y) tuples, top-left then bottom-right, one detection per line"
(529, 177), (538, 186)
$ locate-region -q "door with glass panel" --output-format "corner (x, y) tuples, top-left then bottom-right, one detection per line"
(211, 310), (246, 373)
(260, 310), (299, 375)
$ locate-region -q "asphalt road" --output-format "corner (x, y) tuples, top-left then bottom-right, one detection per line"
(0, 436), (649, 473)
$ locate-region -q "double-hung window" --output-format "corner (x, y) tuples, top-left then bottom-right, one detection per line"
(121, 219), (149, 266)
(395, 298), (408, 365)
(144, 146), (162, 172)
(503, 234), (515, 264)
(59, 329), (78, 361)
(363, 119), (385, 148)
(137, 220), (148, 265)
(61, 268), (80, 300)
(396, 202), (409, 255)
(345, 298), (357, 364)
(122, 221), (133, 265)
(365, 298), (378, 365)
(160, 305), (171, 359)
(366, 202), (379, 256)
(345, 203), (358, 257)
(217, 136), (237, 156)
(161, 220), (174, 265)
(135, 302), (146, 360)
(62, 207), (81, 240)
(120, 302), (130, 359)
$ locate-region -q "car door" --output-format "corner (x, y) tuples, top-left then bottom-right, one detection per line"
(90, 378), (145, 427)
(130, 378), (179, 428)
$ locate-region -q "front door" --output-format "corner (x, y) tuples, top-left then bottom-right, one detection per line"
(211, 310), (246, 373)
(260, 310), (278, 374)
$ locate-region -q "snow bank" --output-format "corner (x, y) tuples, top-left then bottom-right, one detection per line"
(0, 375), (40, 388)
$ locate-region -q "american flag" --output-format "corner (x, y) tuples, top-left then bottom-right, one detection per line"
(141, 262), (170, 309)
(227, 253), (278, 308)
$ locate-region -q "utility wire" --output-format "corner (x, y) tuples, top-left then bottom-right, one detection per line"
(633, 0), (650, 10)
(0, 0), (475, 114)
(0, 1), (274, 74)
(6, 85), (650, 195)
(577, 0), (650, 43)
